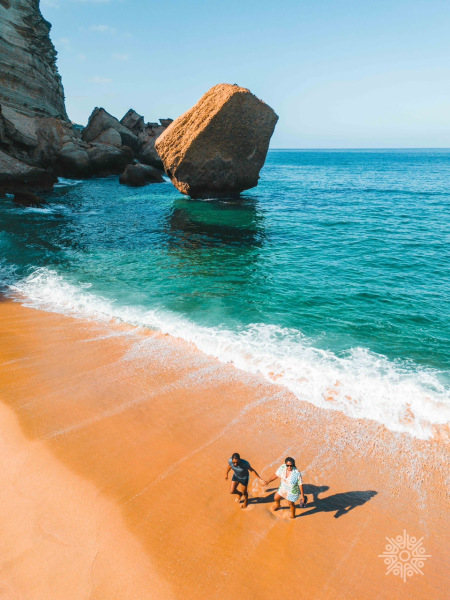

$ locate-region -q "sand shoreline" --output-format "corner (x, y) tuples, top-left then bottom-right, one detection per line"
(0, 297), (449, 599)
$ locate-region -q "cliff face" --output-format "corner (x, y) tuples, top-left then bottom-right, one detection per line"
(0, 0), (170, 194)
(0, 0), (72, 192)
(0, 0), (67, 119)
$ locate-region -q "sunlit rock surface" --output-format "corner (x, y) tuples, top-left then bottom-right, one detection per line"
(155, 84), (278, 198)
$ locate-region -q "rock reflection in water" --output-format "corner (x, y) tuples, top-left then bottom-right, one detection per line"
(165, 196), (265, 249)
(162, 196), (268, 319)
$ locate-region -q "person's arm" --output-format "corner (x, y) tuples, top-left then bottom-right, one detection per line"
(249, 466), (266, 485)
(299, 482), (306, 504)
(264, 473), (279, 487)
(225, 465), (232, 480)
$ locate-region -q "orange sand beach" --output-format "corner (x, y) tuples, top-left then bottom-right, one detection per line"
(0, 297), (449, 599)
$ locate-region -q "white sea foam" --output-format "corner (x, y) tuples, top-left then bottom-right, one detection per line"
(3, 266), (450, 439)
(54, 178), (83, 188)
(19, 204), (71, 215)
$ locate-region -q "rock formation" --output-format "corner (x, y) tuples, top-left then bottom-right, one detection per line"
(82, 108), (139, 151)
(120, 109), (145, 134)
(0, 0), (69, 192)
(56, 141), (91, 178)
(155, 84), (278, 199)
(119, 110), (173, 170)
(0, 148), (56, 194)
(78, 106), (172, 177)
(91, 127), (122, 148)
(13, 190), (47, 207)
(137, 123), (168, 170)
(119, 163), (165, 187)
(0, 0), (67, 120)
(0, 1), (171, 193)
(2, 6), (273, 199)
(86, 143), (133, 176)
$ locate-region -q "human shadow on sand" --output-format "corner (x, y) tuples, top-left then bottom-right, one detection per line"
(249, 483), (377, 519)
(300, 485), (378, 519)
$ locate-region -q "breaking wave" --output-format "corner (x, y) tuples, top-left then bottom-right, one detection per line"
(2, 264), (449, 440)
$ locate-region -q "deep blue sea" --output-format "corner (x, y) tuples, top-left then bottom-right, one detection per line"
(1, 149), (450, 438)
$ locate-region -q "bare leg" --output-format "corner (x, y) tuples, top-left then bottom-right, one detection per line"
(230, 480), (242, 502)
(271, 492), (282, 512)
(241, 485), (248, 509)
(288, 501), (296, 519)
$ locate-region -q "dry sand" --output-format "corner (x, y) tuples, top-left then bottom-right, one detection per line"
(0, 298), (449, 599)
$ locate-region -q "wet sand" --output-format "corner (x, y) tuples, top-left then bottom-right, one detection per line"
(0, 298), (449, 599)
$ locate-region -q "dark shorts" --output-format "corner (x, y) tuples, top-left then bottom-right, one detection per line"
(232, 474), (249, 487)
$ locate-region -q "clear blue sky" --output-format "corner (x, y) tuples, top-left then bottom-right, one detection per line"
(41, 0), (450, 148)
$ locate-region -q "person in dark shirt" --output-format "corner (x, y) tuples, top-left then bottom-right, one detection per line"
(225, 452), (265, 509)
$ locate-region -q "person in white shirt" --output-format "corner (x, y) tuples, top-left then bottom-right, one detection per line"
(264, 456), (306, 519)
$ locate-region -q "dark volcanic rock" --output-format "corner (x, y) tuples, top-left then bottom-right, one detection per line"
(13, 190), (47, 207)
(159, 118), (173, 128)
(119, 163), (165, 186)
(120, 109), (145, 135)
(155, 83), (278, 198)
(82, 108), (138, 151)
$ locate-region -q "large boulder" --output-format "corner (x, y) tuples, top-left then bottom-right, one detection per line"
(137, 124), (166, 169)
(82, 108), (138, 151)
(86, 143), (133, 176)
(0, 149), (56, 194)
(120, 109), (145, 135)
(92, 127), (122, 148)
(57, 136), (133, 178)
(155, 83), (278, 198)
(13, 191), (47, 208)
(32, 117), (73, 167)
(0, 103), (83, 173)
(0, 105), (38, 148)
(119, 163), (164, 187)
(56, 141), (91, 178)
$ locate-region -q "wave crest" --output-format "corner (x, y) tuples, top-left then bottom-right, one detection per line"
(3, 266), (450, 439)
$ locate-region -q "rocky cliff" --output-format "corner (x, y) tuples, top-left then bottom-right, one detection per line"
(0, 0), (67, 119)
(0, 0), (172, 194)
(1, 1), (273, 198)
(0, 0), (69, 192)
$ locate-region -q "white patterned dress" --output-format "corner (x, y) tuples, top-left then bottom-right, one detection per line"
(276, 464), (303, 502)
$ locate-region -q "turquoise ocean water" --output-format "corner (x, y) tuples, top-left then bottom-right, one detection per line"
(1, 149), (450, 437)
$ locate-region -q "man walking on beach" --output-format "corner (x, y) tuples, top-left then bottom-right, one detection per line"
(225, 453), (265, 509)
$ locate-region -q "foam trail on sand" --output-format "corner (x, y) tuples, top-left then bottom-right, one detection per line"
(3, 265), (450, 439)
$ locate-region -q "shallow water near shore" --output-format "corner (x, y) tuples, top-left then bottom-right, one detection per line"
(1, 149), (450, 437)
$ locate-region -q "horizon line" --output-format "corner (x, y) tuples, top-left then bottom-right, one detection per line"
(269, 147), (450, 151)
